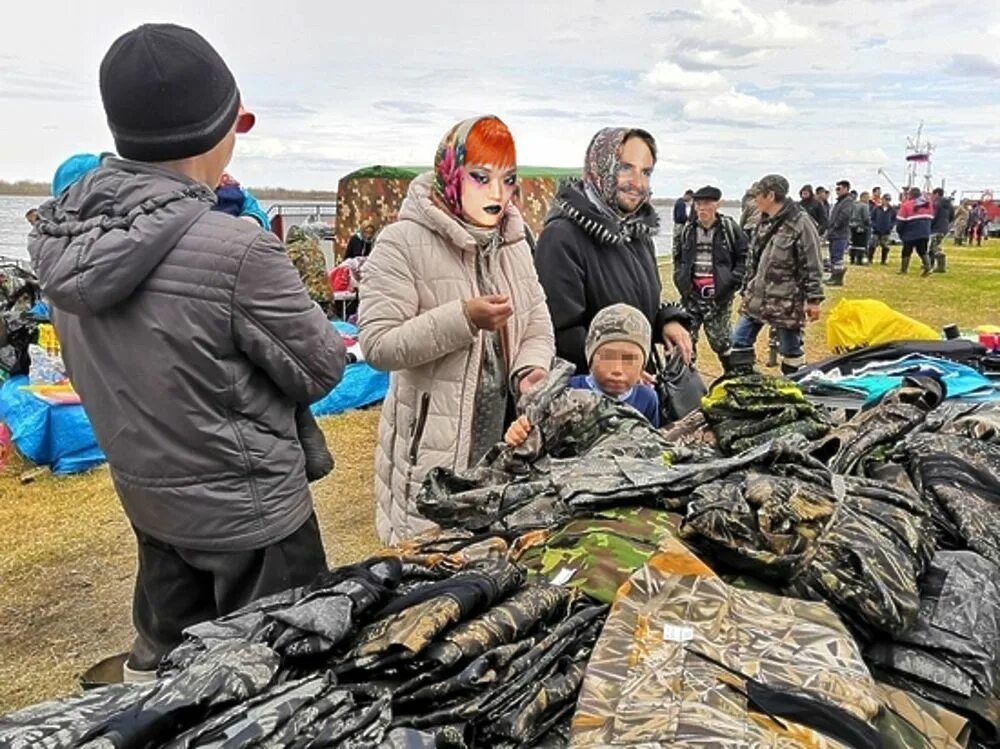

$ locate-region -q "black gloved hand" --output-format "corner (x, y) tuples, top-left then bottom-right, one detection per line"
(295, 405), (334, 482)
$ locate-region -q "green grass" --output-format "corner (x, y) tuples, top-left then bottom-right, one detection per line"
(0, 238), (996, 714)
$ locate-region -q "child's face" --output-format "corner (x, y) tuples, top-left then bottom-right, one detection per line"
(590, 341), (645, 396)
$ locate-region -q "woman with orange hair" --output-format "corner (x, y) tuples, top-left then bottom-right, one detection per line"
(359, 116), (554, 544)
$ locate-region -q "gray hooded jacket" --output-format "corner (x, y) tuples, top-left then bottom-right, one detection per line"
(28, 158), (346, 551)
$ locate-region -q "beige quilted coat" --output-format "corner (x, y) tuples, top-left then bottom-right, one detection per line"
(359, 173), (554, 544)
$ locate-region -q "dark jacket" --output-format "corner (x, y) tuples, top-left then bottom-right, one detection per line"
(535, 180), (690, 374)
(896, 197), (934, 242)
(827, 194), (855, 240)
(673, 197), (689, 225)
(28, 158), (346, 551)
(851, 200), (871, 230)
(740, 199), (825, 329)
(799, 197), (827, 235)
(872, 205), (897, 235)
(931, 197), (955, 234)
(344, 232), (373, 259)
(672, 214), (748, 301)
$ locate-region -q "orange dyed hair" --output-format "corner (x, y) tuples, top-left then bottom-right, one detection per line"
(465, 117), (516, 169)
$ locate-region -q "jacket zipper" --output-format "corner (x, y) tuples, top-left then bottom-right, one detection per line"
(408, 392), (431, 464)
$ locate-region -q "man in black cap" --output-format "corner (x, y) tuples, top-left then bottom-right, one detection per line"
(28, 23), (346, 680)
(672, 185), (747, 368)
(732, 174), (824, 375)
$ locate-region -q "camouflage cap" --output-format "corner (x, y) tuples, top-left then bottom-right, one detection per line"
(752, 174), (790, 199)
(585, 303), (651, 365)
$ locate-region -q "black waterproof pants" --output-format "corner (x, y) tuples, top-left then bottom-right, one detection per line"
(130, 513), (327, 668)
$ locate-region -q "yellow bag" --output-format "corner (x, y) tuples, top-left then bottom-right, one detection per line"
(826, 299), (939, 353)
(37, 323), (61, 357)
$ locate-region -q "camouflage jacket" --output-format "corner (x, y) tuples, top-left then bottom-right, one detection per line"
(902, 427), (1000, 568)
(865, 550), (1000, 747)
(680, 454), (935, 637)
(701, 374), (831, 455)
(740, 198), (825, 329)
(285, 225), (333, 308)
(571, 546), (881, 747)
(514, 506), (683, 603)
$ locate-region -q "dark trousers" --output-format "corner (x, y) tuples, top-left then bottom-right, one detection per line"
(130, 513), (327, 668)
(901, 237), (930, 268)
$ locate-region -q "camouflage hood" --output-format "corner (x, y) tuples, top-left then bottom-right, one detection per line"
(29, 157), (215, 316)
(398, 172), (527, 254)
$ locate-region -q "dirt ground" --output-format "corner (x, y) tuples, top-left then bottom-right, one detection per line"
(0, 239), (996, 714)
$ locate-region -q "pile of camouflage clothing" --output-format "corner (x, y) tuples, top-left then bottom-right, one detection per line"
(4, 361), (1000, 748)
(416, 362), (1000, 747)
(0, 552), (606, 748)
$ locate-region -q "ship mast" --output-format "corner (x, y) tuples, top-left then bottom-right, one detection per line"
(904, 122), (934, 193)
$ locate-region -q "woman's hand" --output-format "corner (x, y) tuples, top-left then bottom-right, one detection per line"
(662, 321), (694, 365)
(464, 295), (513, 331)
(518, 367), (547, 395)
(505, 415), (532, 447)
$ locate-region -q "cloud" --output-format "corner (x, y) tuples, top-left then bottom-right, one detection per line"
(668, 39), (770, 71)
(833, 148), (891, 165)
(785, 88), (816, 100)
(855, 36), (888, 50)
(943, 54), (1000, 78)
(643, 62), (730, 94)
(683, 91), (796, 126)
(511, 107), (630, 120)
(700, 0), (815, 42)
(372, 100), (438, 115)
(647, 9), (703, 23)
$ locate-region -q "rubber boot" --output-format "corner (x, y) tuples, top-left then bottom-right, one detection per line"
(727, 346), (757, 376)
(919, 252), (933, 277)
(848, 249), (858, 265)
(780, 360), (802, 377)
(867, 246), (876, 264)
(899, 256), (910, 274)
(880, 247), (890, 265)
(934, 252), (947, 273)
(827, 266), (846, 287)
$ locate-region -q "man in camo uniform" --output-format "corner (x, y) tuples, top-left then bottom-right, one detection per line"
(285, 225), (334, 317)
(732, 174), (825, 375)
(673, 185), (748, 369)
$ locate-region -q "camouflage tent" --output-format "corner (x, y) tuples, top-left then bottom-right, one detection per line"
(333, 165), (579, 260)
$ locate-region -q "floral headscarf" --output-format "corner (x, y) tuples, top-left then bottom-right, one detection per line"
(433, 115), (504, 219)
(583, 127), (657, 212)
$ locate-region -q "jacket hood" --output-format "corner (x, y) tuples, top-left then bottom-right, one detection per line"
(398, 172), (526, 253)
(545, 178), (659, 246)
(28, 157), (215, 315)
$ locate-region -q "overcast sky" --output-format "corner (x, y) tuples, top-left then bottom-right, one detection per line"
(2, 0), (999, 198)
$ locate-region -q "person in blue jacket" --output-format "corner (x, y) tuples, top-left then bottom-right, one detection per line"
(870, 194), (897, 265)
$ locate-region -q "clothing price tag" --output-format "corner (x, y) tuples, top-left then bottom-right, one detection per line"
(550, 567), (577, 586)
(663, 623), (696, 643)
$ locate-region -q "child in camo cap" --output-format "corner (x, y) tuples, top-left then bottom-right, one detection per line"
(506, 303), (660, 446)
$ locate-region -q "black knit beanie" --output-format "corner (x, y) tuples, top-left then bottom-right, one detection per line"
(99, 23), (241, 162)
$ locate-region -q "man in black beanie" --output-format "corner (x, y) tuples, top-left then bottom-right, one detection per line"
(28, 23), (346, 681)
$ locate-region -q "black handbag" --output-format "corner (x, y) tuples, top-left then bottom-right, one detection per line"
(652, 346), (707, 424)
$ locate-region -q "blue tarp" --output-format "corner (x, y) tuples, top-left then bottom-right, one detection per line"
(0, 321), (388, 474)
(312, 321), (390, 415)
(0, 376), (105, 475)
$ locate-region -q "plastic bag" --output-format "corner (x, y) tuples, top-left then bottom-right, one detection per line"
(826, 299), (939, 354)
(28, 344), (68, 385)
(653, 347), (708, 424)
